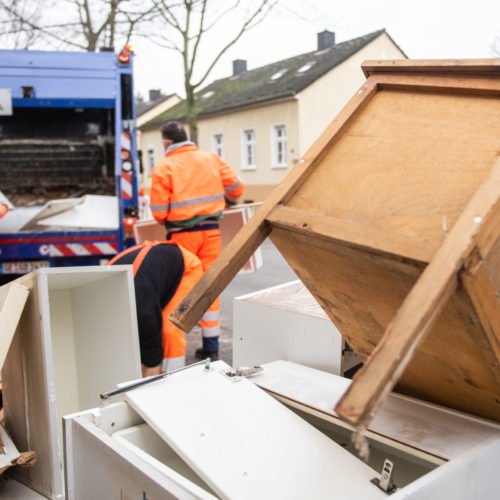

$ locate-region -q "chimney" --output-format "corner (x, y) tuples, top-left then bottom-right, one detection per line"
(317, 30), (335, 51)
(232, 59), (247, 76)
(148, 89), (162, 102)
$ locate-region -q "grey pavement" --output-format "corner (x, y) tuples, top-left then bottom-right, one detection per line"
(186, 239), (297, 366)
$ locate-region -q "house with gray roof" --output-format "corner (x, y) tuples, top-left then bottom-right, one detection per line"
(140, 29), (406, 201)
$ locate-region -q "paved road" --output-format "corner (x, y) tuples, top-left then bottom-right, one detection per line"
(186, 239), (297, 366)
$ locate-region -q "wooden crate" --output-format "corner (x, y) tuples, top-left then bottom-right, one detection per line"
(171, 60), (500, 430)
(2, 267), (141, 499)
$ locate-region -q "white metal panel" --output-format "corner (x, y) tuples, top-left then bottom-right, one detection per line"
(20, 198), (81, 230)
(37, 195), (119, 229)
(125, 360), (385, 500)
(255, 361), (500, 461)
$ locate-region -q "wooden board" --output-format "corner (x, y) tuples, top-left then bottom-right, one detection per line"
(270, 227), (500, 421)
(0, 283), (29, 370)
(287, 89), (500, 246)
(170, 60), (500, 428)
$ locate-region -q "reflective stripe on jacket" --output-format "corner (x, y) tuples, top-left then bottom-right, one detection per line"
(150, 144), (244, 226)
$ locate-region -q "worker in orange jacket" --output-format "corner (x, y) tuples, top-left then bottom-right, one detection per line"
(109, 240), (203, 376)
(150, 121), (244, 360)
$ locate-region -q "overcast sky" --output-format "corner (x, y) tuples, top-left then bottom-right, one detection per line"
(133, 0), (500, 99)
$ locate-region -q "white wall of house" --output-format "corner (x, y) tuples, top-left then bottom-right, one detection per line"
(197, 99), (299, 201)
(138, 127), (165, 187)
(297, 33), (406, 156)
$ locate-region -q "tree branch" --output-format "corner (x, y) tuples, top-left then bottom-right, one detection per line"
(193, 0), (278, 89)
(189, 0), (207, 69)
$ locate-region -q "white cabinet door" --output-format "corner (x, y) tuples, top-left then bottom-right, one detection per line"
(125, 361), (385, 500)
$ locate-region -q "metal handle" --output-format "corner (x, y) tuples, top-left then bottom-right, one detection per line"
(100, 358), (211, 400)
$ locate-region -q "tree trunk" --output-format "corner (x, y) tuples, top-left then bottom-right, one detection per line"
(185, 85), (198, 143)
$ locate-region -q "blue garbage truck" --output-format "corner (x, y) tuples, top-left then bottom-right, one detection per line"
(0, 46), (140, 279)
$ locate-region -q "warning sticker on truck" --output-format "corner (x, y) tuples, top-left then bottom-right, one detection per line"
(3, 260), (49, 274)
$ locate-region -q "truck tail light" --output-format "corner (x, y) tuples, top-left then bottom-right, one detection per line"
(118, 45), (133, 64)
(118, 50), (130, 64)
(124, 216), (137, 234)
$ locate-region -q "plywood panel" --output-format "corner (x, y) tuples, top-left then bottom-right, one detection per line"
(270, 228), (500, 421)
(289, 90), (500, 244)
(170, 61), (500, 428)
(270, 228), (422, 358)
(3, 275), (59, 498)
(486, 237), (500, 293)
(0, 283), (29, 370)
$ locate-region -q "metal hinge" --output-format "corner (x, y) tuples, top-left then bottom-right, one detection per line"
(371, 458), (397, 494)
(223, 366), (263, 382)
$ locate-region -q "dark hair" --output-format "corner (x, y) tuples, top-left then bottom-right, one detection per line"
(160, 121), (187, 143)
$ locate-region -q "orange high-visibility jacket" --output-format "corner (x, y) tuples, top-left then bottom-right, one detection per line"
(150, 143), (244, 227)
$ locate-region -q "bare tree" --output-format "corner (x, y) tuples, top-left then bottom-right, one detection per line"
(0, 0), (158, 51)
(151, 0), (279, 142)
(0, 0), (43, 48)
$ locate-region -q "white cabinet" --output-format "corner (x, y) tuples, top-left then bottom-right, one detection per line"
(63, 360), (500, 500)
(2, 267), (141, 499)
(234, 280), (360, 374)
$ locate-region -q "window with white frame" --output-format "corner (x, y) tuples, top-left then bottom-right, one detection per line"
(212, 133), (224, 158)
(271, 124), (287, 168)
(241, 128), (256, 170)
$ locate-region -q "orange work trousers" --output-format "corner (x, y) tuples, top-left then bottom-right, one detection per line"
(169, 227), (221, 353)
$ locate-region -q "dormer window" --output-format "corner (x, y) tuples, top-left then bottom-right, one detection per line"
(297, 61), (316, 73)
(270, 69), (287, 81)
